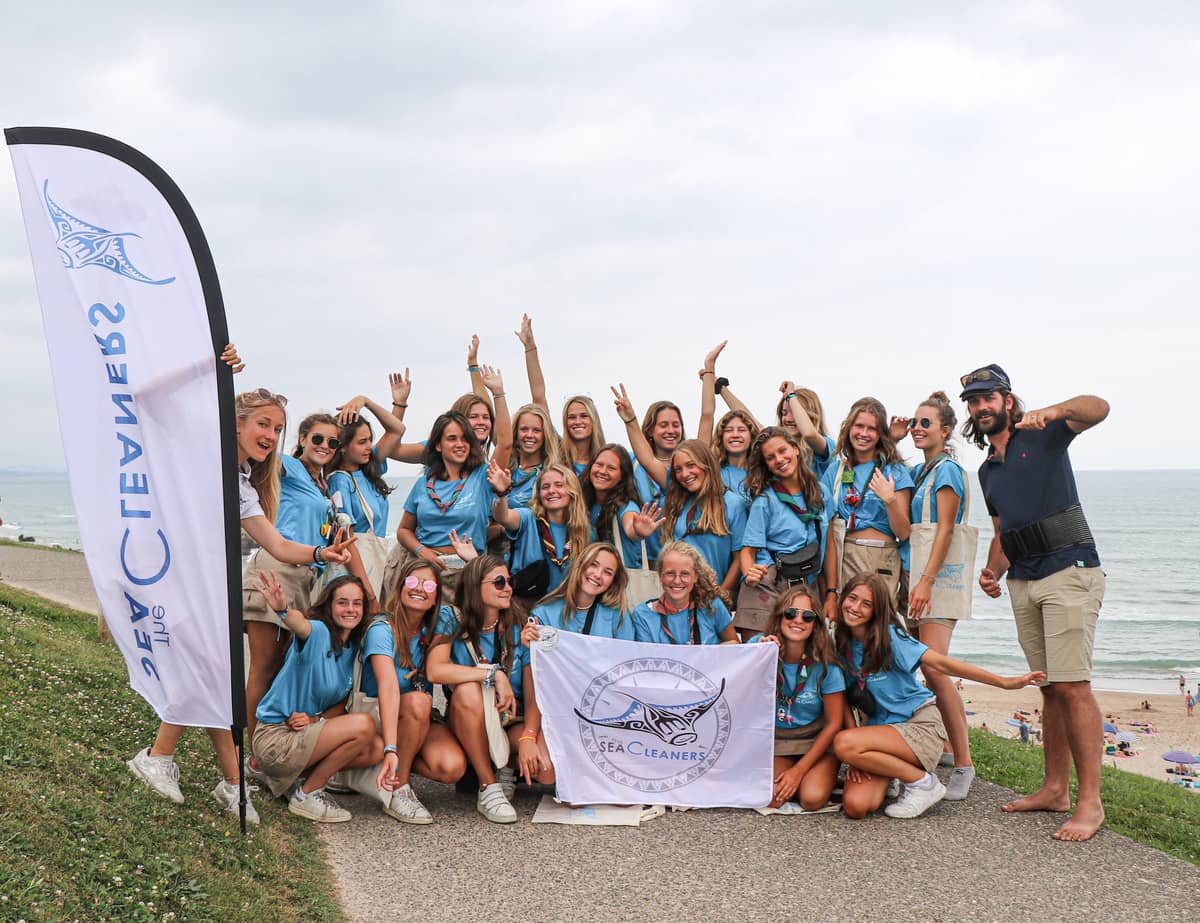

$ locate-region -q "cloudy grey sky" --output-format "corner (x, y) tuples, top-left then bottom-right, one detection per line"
(1, 2), (1195, 472)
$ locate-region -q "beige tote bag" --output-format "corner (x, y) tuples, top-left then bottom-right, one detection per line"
(907, 460), (977, 620)
(613, 512), (662, 606)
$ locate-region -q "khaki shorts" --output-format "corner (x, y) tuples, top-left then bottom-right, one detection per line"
(840, 538), (902, 603)
(1008, 565), (1104, 684)
(893, 701), (948, 773)
(904, 616), (958, 633)
(774, 717), (826, 756)
(243, 548), (315, 625)
(252, 719), (325, 797)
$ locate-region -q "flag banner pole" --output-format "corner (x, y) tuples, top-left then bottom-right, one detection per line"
(6, 127), (245, 738)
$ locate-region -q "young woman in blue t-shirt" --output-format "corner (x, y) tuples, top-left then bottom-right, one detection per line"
(506, 403), (563, 510)
(580, 443), (664, 574)
(751, 585), (845, 811)
(631, 542), (739, 645)
(833, 573), (1043, 821)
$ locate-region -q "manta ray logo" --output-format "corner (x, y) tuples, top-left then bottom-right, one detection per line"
(43, 181), (175, 285)
(574, 657), (731, 793)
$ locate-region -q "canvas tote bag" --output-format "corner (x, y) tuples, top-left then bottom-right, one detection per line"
(907, 459), (977, 620)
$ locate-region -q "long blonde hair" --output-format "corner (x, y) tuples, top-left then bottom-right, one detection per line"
(529, 464), (591, 565)
(538, 542), (630, 621)
(236, 390), (286, 522)
(661, 441), (729, 542)
(560, 396), (606, 468)
(511, 404), (562, 471)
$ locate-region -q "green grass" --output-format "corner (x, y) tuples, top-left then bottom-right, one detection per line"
(970, 728), (1200, 865)
(0, 537), (80, 553)
(0, 585), (346, 922)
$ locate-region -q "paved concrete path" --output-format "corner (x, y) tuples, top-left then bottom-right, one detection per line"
(4, 545), (1197, 921)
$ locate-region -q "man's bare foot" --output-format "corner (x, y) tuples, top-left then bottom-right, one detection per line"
(1001, 789), (1070, 813)
(1053, 803), (1104, 842)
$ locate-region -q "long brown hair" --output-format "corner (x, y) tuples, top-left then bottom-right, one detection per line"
(292, 413), (339, 459)
(529, 464), (592, 567)
(308, 574), (370, 657)
(744, 427), (823, 510)
(581, 444), (639, 543)
(381, 558), (445, 671)
(777, 387), (828, 436)
(711, 410), (760, 468)
(661, 440), (729, 542)
(336, 419), (393, 497)
(641, 400), (686, 454)
(835, 398), (902, 466)
(450, 393), (494, 451)
(831, 572), (907, 674)
(420, 411), (486, 479)
(538, 542), (630, 622)
(764, 585), (834, 667)
(235, 390), (286, 522)
(452, 555), (520, 673)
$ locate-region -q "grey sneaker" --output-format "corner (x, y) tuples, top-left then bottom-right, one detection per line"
(127, 748), (184, 803)
(884, 778), (947, 819)
(212, 779), (260, 825)
(476, 783), (517, 824)
(938, 752), (956, 768)
(288, 786), (351, 823)
(885, 778), (901, 800)
(497, 766), (517, 800)
(325, 771), (353, 794)
(943, 766), (976, 801)
(384, 783), (433, 825)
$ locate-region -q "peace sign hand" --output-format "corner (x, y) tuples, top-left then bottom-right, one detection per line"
(611, 383), (637, 425)
(256, 570), (287, 612)
(324, 528), (357, 565)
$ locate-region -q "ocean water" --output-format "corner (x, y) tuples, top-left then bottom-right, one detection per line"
(2, 468), (1198, 695)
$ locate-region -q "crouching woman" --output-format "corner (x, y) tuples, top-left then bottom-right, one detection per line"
(253, 571), (382, 822)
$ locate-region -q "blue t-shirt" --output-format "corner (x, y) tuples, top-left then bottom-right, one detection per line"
(633, 462), (665, 562)
(977, 420), (1101, 581)
(507, 508), (571, 595)
(276, 453), (333, 547)
(360, 607), (457, 697)
(449, 620), (529, 706)
(589, 500), (644, 569)
(328, 454), (390, 538)
(720, 464), (748, 498)
(822, 459), (914, 538)
(748, 635), (847, 729)
(842, 625), (934, 726)
(742, 484), (831, 571)
(631, 599), (733, 645)
(256, 620), (357, 724)
(402, 463), (493, 549)
(573, 461), (588, 477)
(531, 599), (634, 640)
(910, 459), (966, 526)
(508, 464), (542, 510)
(809, 435), (837, 479)
(671, 491), (748, 584)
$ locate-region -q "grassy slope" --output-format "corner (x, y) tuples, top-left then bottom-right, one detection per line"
(968, 728), (1200, 865)
(0, 585), (345, 922)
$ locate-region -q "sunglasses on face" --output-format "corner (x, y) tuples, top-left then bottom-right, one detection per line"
(255, 387), (288, 407)
(783, 608), (818, 623)
(403, 576), (438, 593)
(959, 368), (1003, 388)
(485, 575), (514, 590)
(309, 434), (340, 449)
(909, 417), (934, 430)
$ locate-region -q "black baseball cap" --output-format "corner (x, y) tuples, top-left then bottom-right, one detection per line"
(959, 364), (1011, 399)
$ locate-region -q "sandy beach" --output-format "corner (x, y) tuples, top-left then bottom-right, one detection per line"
(960, 684), (1200, 785)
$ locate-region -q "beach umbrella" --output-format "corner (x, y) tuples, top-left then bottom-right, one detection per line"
(1102, 722), (1118, 734)
(1115, 732), (1138, 743)
(1161, 750), (1198, 764)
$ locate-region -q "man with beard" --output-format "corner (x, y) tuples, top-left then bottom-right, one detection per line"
(960, 364), (1109, 842)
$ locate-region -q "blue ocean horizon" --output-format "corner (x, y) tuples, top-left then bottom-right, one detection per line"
(3, 468), (1198, 695)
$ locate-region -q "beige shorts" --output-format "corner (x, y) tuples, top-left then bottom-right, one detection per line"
(1008, 565), (1104, 684)
(840, 538), (901, 602)
(893, 701), (948, 773)
(904, 616), (958, 633)
(242, 548), (315, 625)
(774, 717), (826, 756)
(251, 719), (326, 797)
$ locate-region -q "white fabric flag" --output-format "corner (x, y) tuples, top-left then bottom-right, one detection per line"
(7, 128), (241, 728)
(532, 631), (775, 807)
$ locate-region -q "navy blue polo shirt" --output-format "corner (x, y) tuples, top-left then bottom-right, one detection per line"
(977, 419), (1100, 581)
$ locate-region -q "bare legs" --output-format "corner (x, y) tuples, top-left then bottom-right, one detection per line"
(301, 714), (380, 793)
(150, 723), (242, 783)
(769, 753), (839, 811)
(245, 622), (289, 746)
(447, 683), (497, 787)
(918, 622), (970, 768)
(835, 725), (924, 819)
(391, 692), (467, 786)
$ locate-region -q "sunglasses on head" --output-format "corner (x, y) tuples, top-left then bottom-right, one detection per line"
(783, 608), (818, 623)
(255, 387), (288, 407)
(485, 575), (514, 590)
(404, 575), (438, 593)
(959, 368), (1003, 388)
(309, 434), (340, 449)
(908, 417), (934, 430)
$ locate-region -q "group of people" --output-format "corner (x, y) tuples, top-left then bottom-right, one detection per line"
(125, 319), (1109, 842)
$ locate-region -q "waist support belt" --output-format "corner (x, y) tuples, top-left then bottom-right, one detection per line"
(1000, 504), (1094, 564)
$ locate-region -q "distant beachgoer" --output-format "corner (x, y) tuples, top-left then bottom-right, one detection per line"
(980, 721), (990, 733)
(1187, 694), (1194, 717)
(832, 573), (1043, 820)
(1019, 719), (1030, 743)
(964, 363), (1108, 841)
(1181, 674), (1186, 694)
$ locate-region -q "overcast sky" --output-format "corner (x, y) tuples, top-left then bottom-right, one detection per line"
(2, 2), (1196, 472)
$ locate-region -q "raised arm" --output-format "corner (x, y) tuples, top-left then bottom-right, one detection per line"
(487, 460), (521, 532)
(467, 335), (487, 400)
(697, 341), (726, 444)
(515, 314), (549, 413)
(716, 380), (764, 431)
(336, 391), (408, 460)
(780, 381), (827, 459)
(920, 648), (1045, 690)
(480, 365), (513, 468)
(611, 383), (668, 488)
(242, 515), (354, 567)
(255, 570), (314, 641)
(1017, 395), (1109, 435)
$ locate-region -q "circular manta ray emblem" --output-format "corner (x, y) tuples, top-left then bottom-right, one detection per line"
(574, 656), (731, 794)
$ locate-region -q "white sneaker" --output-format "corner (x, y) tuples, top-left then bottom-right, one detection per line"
(884, 778), (947, 819)
(476, 783), (517, 824)
(127, 748), (184, 804)
(212, 779), (260, 825)
(288, 786), (352, 823)
(325, 771), (353, 794)
(497, 766), (517, 800)
(943, 766), (976, 802)
(384, 783), (433, 825)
